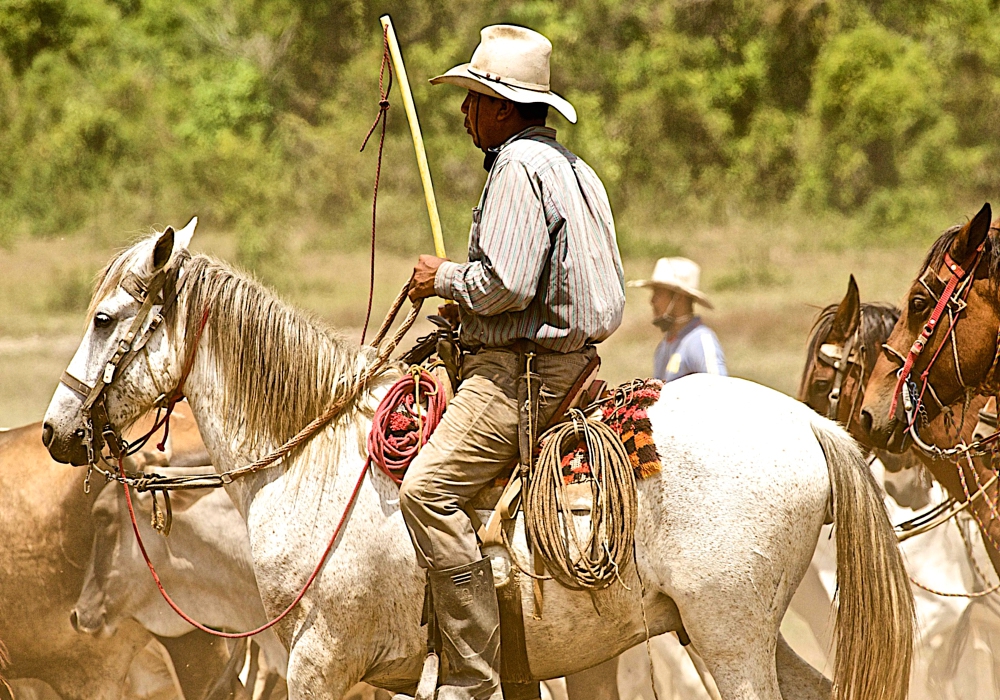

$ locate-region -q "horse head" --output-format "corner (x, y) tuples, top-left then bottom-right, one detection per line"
(861, 203), (1000, 452)
(800, 275), (863, 428)
(799, 275), (904, 439)
(42, 220), (198, 466)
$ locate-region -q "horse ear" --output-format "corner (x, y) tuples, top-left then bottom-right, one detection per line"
(152, 226), (175, 271)
(952, 202), (992, 262)
(174, 216), (198, 251)
(828, 274), (861, 343)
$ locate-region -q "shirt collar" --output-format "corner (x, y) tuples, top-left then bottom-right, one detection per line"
(484, 126), (557, 172)
(501, 125), (557, 148)
(665, 316), (702, 343)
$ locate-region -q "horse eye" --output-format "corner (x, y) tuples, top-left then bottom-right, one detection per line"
(93, 312), (114, 329)
(813, 379), (831, 393)
(910, 296), (928, 314)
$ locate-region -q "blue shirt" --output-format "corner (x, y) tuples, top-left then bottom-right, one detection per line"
(654, 317), (728, 383)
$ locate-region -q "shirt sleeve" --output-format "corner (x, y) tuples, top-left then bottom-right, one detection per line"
(699, 330), (728, 376)
(434, 161), (551, 316)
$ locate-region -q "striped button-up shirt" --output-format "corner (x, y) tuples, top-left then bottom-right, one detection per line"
(435, 126), (625, 353)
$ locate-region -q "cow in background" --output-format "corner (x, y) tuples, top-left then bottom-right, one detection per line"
(0, 409), (234, 700)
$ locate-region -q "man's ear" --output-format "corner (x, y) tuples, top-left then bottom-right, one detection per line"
(495, 98), (518, 122)
(949, 202), (992, 264)
(828, 274), (861, 344)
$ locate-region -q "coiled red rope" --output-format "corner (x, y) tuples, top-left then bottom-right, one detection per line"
(367, 368), (446, 484)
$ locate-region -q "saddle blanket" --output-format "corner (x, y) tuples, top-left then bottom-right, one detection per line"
(557, 379), (664, 483)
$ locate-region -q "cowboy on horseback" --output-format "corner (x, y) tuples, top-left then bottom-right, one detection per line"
(402, 24), (625, 700)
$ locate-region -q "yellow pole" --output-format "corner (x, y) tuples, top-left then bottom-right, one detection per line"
(379, 14), (447, 259)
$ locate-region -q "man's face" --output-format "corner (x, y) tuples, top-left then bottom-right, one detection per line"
(461, 91), (511, 151)
(651, 287), (680, 318)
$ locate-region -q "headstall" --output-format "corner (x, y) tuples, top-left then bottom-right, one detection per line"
(816, 330), (863, 423)
(883, 237), (1000, 458)
(58, 252), (193, 489)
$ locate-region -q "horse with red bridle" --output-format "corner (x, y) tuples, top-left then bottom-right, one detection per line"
(861, 203), (1000, 574)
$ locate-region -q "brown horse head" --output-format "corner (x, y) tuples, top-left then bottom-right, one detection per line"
(799, 275), (898, 440)
(861, 203), (1000, 452)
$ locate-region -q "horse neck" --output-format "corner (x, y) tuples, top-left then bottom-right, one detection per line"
(174, 291), (374, 516)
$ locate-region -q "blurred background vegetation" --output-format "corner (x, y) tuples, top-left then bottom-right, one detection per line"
(4, 0), (1000, 423)
(4, 0), (1000, 256)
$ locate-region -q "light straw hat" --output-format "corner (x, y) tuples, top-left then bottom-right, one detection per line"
(430, 25), (577, 123)
(627, 257), (714, 309)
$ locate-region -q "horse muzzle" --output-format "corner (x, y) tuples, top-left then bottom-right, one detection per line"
(69, 607), (112, 637)
(860, 406), (910, 454)
(42, 421), (91, 466)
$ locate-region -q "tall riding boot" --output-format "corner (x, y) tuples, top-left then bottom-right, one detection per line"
(429, 558), (504, 700)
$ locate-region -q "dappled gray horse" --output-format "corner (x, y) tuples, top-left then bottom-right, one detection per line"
(43, 224), (914, 700)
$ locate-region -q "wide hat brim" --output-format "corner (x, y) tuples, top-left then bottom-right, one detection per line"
(431, 63), (578, 123)
(627, 279), (714, 309)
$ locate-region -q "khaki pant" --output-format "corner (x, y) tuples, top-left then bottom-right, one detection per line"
(399, 347), (595, 570)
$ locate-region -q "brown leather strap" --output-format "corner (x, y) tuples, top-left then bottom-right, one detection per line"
(60, 371), (92, 399)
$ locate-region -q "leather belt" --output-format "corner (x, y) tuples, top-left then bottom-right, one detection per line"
(473, 340), (594, 356)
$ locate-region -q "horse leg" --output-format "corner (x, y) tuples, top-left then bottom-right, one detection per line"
(684, 647), (722, 700)
(774, 634), (830, 700)
(285, 632), (354, 700)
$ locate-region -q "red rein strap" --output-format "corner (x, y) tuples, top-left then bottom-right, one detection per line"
(118, 303), (374, 638)
(889, 246), (983, 419)
(120, 454), (368, 638)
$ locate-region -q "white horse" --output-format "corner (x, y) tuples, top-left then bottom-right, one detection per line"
(42, 226), (914, 700)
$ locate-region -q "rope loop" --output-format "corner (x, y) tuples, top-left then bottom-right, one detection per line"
(368, 368), (446, 484)
(524, 410), (637, 591)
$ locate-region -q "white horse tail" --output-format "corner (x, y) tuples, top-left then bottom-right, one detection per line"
(811, 421), (914, 700)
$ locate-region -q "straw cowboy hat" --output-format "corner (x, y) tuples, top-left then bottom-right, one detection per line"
(628, 257), (714, 309)
(430, 25), (578, 123)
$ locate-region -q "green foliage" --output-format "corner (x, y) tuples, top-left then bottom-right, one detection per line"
(4, 0), (1000, 253)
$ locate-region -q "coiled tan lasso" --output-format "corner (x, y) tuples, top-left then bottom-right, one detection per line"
(525, 410), (638, 591)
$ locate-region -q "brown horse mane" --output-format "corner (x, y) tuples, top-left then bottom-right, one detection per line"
(803, 301), (900, 379)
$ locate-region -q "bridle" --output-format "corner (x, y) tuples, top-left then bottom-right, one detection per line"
(883, 234), (1000, 458)
(57, 252), (195, 487)
(815, 327), (865, 423)
(54, 254), (425, 639)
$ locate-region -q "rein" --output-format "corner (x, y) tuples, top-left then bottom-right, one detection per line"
(70, 272), (421, 638)
(81, 282), (421, 495)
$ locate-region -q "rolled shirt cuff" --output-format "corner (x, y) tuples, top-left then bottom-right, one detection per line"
(434, 260), (461, 300)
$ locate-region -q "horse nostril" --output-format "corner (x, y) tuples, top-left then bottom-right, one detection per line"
(69, 609), (80, 631)
(860, 409), (874, 436)
(41, 422), (54, 447)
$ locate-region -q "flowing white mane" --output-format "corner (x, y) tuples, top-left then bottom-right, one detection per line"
(95, 241), (379, 453)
